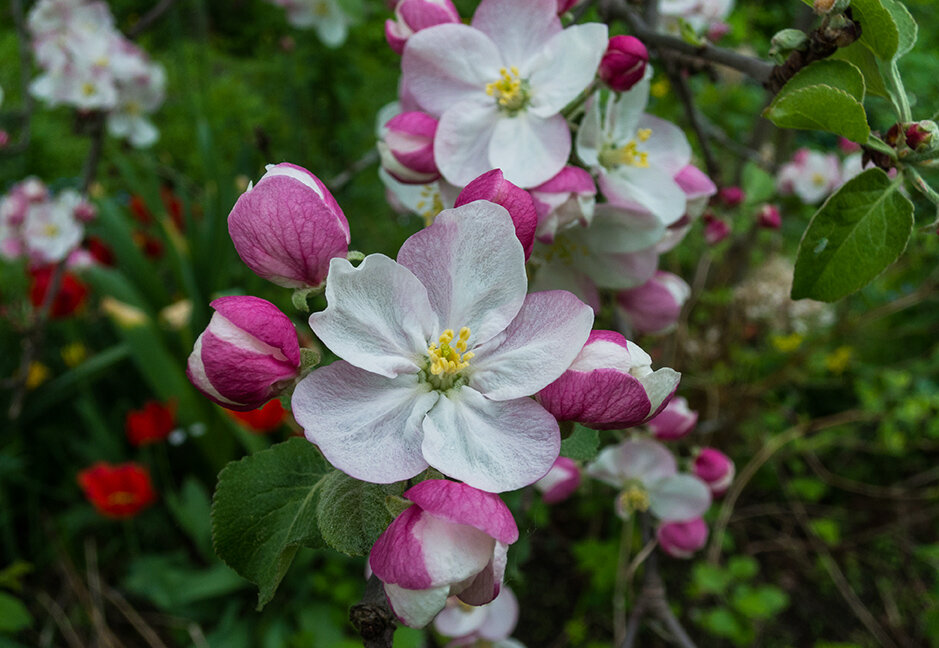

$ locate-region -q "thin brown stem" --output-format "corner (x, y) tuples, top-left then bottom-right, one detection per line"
(126, 0), (178, 40)
(350, 575), (396, 648)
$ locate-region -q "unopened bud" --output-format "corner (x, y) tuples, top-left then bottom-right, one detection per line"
(904, 120), (938, 152)
(718, 186), (745, 207)
(599, 36), (649, 93)
(769, 29), (808, 62)
(455, 169), (537, 259)
(703, 213), (730, 245)
(814, 0), (850, 14)
(757, 203), (781, 229)
(378, 111), (440, 185)
(693, 448), (735, 496)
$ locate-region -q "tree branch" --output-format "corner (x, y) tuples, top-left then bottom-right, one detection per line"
(350, 575), (396, 648)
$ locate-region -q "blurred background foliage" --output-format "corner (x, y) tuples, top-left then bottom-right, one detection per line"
(1, 0), (938, 646)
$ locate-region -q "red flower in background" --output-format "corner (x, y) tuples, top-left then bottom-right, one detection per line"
(77, 462), (157, 519)
(86, 237), (115, 266)
(29, 266), (88, 318)
(228, 399), (288, 434)
(125, 401), (176, 446)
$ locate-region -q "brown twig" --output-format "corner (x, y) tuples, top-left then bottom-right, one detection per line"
(328, 148), (380, 193)
(125, 0), (178, 40)
(103, 587), (172, 648)
(36, 592), (85, 648)
(350, 575), (396, 648)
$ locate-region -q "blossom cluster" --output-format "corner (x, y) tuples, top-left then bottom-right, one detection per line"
(28, 0), (166, 147)
(265, 0), (353, 47)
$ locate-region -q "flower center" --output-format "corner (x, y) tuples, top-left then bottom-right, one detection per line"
(617, 482), (650, 515)
(43, 223), (61, 237)
(485, 67), (530, 113)
(416, 186), (444, 228)
(599, 128), (652, 169)
(107, 491), (139, 506)
(811, 172), (826, 187)
(422, 327), (474, 391)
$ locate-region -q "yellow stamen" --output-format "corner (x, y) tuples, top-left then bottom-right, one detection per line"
(427, 327), (473, 376)
(43, 223), (61, 237)
(599, 127), (653, 169)
(618, 484), (650, 514)
(82, 82), (96, 97)
(637, 128), (652, 142)
(811, 172), (826, 186)
(485, 66), (527, 111)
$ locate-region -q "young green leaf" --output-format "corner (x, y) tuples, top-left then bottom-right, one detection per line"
(315, 470), (405, 557)
(211, 438), (330, 608)
(766, 85), (870, 142)
(880, 0), (917, 59)
(560, 424), (600, 461)
(832, 42), (889, 98)
(772, 59), (866, 101)
(792, 168), (913, 302)
(852, 0), (900, 61)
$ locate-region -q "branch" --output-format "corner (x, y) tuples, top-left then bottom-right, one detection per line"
(2, 0), (35, 155)
(661, 54), (721, 182)
(349, 575), (396, 648)
(328, 148), (380, 193)
(125, 0), (178, 40)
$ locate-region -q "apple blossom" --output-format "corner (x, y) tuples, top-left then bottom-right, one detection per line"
(777, 148), (841, 204)
(534, 456), (581, 504)
(292, 201), (593, 492)
(657, 518), (708, 558)
(385, 0), (460, 55)
(718, 185), (745, 207)
(379, 112), (441, 185)
(537, 330), (680, 430)
(401, 0), (608, 187)
(587, 438), (712, 521)
(660, 0), (735, 35)
(187, 296), (301, 411)
(599, 36), (649, 93)
(703, 213), (730, 245)
(757, 203), (782, 229)
(647, 396), (698, 441)
(434, 586), (521, 646)
(227, 163), (350, 289)
(653, 164), (718, 254)
(454, 169), (537, 260)
(615, 270), (690, 336)
(369, 480), (518, 628)
(266, 0), (351, 47)
(693, 447), (735, 496)
(531, 166), (596, 244)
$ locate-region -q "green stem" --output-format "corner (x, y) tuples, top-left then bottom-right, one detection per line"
(864, 135), (898, 160)
(905, 167), (939, 228)
(885, 60), (911, 123)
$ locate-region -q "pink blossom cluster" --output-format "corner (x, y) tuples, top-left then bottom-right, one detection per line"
(0, 177), (95, 265)
(659, 0), (734, 41)
(28, 0), (166, 147)
(265, 0), (352, 47)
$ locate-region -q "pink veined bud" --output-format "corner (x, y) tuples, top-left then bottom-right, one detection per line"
(693, 447), (735, 496)
(647, 395), (698, 441)
(657, 518), (708, 558)
(905, 120), (938, 151)
(531, 166), (596, 244)
(538, 330), (680, 429)
(598, 35), (649, 93)
(73, 200), (97, 223)
(455, 169), (537, 260)
(378, 111), (440, 185)
(187, 296), (301, 411)
(369, 480), (519, 629)
(227, 162), (350, 289)
(757, 203), (781, 230)
(384, 0), (460, 55)
(615, 271), (690, 335)
(703, 214), (730, 245)
(534, 456), (581, 504)
(718, 185), (745, 207)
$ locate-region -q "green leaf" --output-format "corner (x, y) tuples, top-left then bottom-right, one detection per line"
(880, 0), (917, 59)
(741, 163), (776, 205)
(560, 424), (599, 461)
(773, 59), (866, 101)
(166, 477), (214, 560)
(731, 584), (790, 620)
(692, 563), (732, 596)
(123, 553), (248, 611)
(698, 607), (748, 643)
(0, 563), (31, 593)
(792, 168), (913, 301)
(832, 43), (889, 98)
(315, 470), (404, 556)
(810, 518), (842, 546)
(766, 86), (869, 143)
(0, 592), (32, 633)
(727, 556), (759, 581)
(852, 0), (900, 61)
(789, 477), (828, 502)
(211, 438), (330, 608)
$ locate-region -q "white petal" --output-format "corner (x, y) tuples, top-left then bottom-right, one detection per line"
(575, 93), (603, 167)
(639, 114), (692, 175)
(649, 474), (712, 522)
(608, 68), (652, 142)
(418, 514), (496, 585)
(310, 255), (435, 378)
(471, 0), (561, 67)
(422, 387), (560, 492)
(528, 23), (608, 117)
(600, 166), (687, 227)
(385, 583), (450, 628)
(435, 101), (501, 187)
(292, 361), (438, 483)
(489, 113), (570, 188)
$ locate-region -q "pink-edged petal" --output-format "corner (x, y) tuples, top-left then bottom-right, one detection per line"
(406, 480), (518, 544)
(476, 582), (518, 640)
(435, 101), (501, 187)
(600, 166), (686, 227)
(402, 24), (502, 116)
(422, 387), (560, 492)
(292, 361), (437, 483)
(419, 514), (497, 586)
(538, 368), (652, 429)
(639, 367), (681, 418)
(456, 540), (507, 606)
(528, 23), (609, 116)
(536, 457), (581, 504)
(488, 113), (570, 188)
(385, 583), (451, 628)
(310, 255), (435, 378)
(470, 290), (594, 400)
(396, 202), (527, 347)
(649, 474), (712, 522)
(471, 0), (561, 66)
(434, 599), (489, 637)
(199, 331), (297, 408)
(675, 164), (717, 202)
(370, 505), (433, 589)
(210, 296), (301, 365)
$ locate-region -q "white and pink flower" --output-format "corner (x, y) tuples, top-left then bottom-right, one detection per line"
(647, 396), (698, 441)
(531, 166), (596, 244)
(401, 0), (607, 187)
(266, 0), (351, 47)
(454, 169), (538, 260)
(385, 0), (460, 55)
(292, 201), (593, 492)
(615, 270), (690, 336)
(693, 447), (734, 496)
(369, 480), (518, 628)
(534, 456), (581, 504)
(657, 517), (708, 558)
(777, 148), (841, 205)
(379, 111), (442, 185)
(434, 586), (522, 647)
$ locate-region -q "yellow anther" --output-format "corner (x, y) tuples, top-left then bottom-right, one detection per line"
(43, 224), (60, 237)
(811, 172), (826, 186)
(637, 128), (652, 142)
(426, 327), (473, 376)
(485, 67), (527, 111)
(618, 484), (651, 514)
(82, 82), (96, 96)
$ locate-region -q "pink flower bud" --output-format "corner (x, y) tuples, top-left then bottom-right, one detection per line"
(385, 0), (460, 55)
(703, 214), (730, 245)
(718, 185), (744, 207)
(693, 447), (734, 496)
(904, 120), (938, 151)
(538, 330), (680, 429)
(557, 0), (584, 13)
(531, 166), (596, 243)
(615, 271), (690, 335)
(838, 137), (861, 154)
(0, 131), (9, 148)
(657, 518), (708, 558)
(647, 396), (698, 441)
(534, 456), (581, 504)
(370, 480), (518, 628)
(228, 163), (350, 288)
(757, 203), (781, 229)
(598, 35), (649, 92)
(74, 200), (97, 223)
(378, 111), (440, 185)
(455, 169), (537, 260)
(187, 296), (301, 411)
(707, 21), (730, 42)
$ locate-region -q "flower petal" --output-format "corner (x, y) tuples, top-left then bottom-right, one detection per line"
(599, 166), (686, 227)
(639, 367), (681, 418)
(370, 505), (432, 589)
(639, 114), (692, 175)
(649, 474), (712, 522)
(435, 101), (501, 187)
(528, 23), (609, 117)
(575, 93), (603, 167)
(587, 439), (677, 486)
(396, 202), (527, 347)
(292, 361), (437, 483)
(471, 290), (594, 400)
(470, 0), (561, 67)
(402, 24), (502, 116)
(310, 255), (435, 378)
(384, 583), (451, 628)
(406, 480), (518, 543)
(488, 113), (570, 188)
(422, 387), (560, 492)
